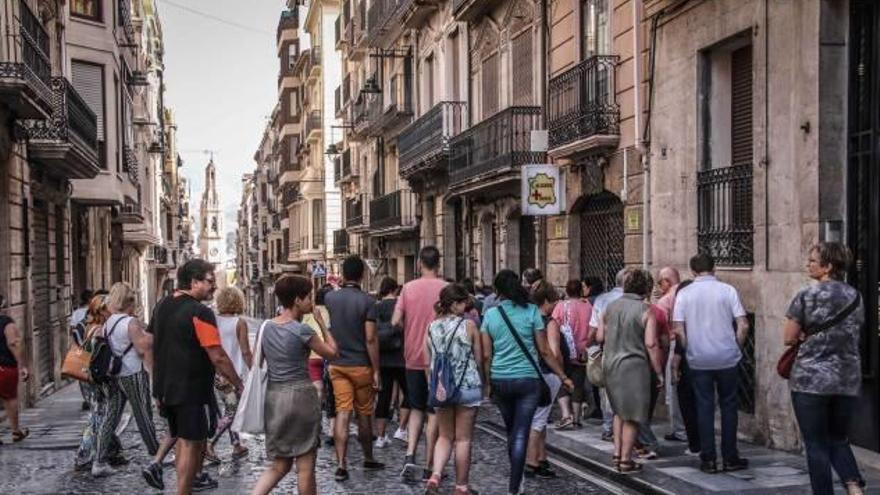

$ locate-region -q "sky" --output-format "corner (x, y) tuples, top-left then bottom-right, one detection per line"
(160, 0), (288, 257)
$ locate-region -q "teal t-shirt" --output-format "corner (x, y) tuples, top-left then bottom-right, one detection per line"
(480, 300), (545, 379)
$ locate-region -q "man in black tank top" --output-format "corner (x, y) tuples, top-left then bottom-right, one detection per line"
(0, 295), (29, 443)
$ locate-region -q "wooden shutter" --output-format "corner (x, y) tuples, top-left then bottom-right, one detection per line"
(481, 53), (499, 119)
(71, 61), (105, 140)
(512, 30), (533, 106)
(730, 46), (753, 168)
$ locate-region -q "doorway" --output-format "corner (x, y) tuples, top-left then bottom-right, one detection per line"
(576, 191), (624, 291)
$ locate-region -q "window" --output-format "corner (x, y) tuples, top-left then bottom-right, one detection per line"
(581, 0), (610, 59)
(71, 61), (106, 168)
(697, 38), (754, 266)
(289, 90), (298, 117)
(72, 0), (101, 21)
(312, 199), (324, 249)
(288, 42), (298, 69)
(512, 30), (533, 105)
(449, 30), (461, 101)
(481, 53), (499, 119)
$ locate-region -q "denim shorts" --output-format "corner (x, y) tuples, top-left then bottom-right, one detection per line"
(455, 387), (483, 408)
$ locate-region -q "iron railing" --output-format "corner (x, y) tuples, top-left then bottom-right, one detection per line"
(697, 164), (754, 266)
(23, 77), (99, 153)
(306, 110), (322, 136)
(343, 74), (351, 105)
(370, 189), (416, 230)
(333, 229), (349, 255)
(333, 155), (341, 183)
(345, 196), (366, 228)
(353, 95), (381, 136)
(122, 144), (139, 184)
(449, 106), (544, 186)
(117, 0), (135, 44)
(399, 101), (466, 178)
(378, 72), (413, 129)
(547, 55), (619, 149)
(354, 0), (366, 46)
(367, 0), (399, 46)
(281, 186), (299, 207)
(310, 47), (321, 67)
(0, 0), (53, 109)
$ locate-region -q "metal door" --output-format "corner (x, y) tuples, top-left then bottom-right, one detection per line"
(578, 191), (624, 291)
(519, 216), (536, 271)
(848, 0), (880, 452)
(31, 199), (53, 388)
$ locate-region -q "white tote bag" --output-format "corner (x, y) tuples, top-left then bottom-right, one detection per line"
(232, 320), (268, 435)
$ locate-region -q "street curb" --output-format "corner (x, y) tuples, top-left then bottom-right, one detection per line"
(478, 419), (675, 495)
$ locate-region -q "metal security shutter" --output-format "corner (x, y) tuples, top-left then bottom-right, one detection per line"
(71, 61), (105, 140)
(32, 200), (53, 388)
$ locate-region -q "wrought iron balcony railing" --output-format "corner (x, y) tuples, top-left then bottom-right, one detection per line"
(281, 185), (299, 207)
(117, 0), (135, 44)
(22, 77), (100, 177)
(367, 0), (401, 46)
(352, 95), (381, 136)
(378, 72), (413, 130)
(370, 189), (416, 230)
(547, 55), (619, 150)
(122, 144), (139, 184)
(697, 164), (754, 267)
(345, 196), (366, 228)
(306, 110), (322, 137)
(0, 0), (53, 117)
(399, 101), (466, 179)
(449, 106), (544, 187)
(333, 229), (349, 255)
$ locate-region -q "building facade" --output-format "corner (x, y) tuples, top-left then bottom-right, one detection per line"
(1, 0), (180, 405)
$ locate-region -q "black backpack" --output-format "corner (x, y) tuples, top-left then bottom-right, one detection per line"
(89, 317), (133, 384)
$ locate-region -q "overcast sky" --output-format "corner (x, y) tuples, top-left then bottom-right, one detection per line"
(160, 0), (288, 257)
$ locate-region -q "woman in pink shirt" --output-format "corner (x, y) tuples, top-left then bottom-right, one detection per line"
(551, 280), (593, 428)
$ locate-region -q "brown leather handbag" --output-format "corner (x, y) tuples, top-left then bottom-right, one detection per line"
(777, 293), (861, 380)
(62, 343), (92, 382)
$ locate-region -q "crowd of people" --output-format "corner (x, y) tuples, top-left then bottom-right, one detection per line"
(0, 241), (868, 495)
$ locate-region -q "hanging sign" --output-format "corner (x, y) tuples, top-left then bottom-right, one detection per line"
(521, 164), (564, 216)
(310, 262), (327, 279)
(365, 259), (382, 275)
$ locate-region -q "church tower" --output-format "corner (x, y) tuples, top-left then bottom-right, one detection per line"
(199, 158), (223, 266)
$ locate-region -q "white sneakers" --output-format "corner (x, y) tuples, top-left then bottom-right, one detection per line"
(374, 435), (391, 448)
(393, 427), (408, 442)
(91, 463), (114, 478)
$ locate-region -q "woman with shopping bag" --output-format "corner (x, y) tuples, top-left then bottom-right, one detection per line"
(241, 275), (338, 495)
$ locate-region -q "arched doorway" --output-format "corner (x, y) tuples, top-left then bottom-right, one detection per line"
(575, 191), (624, 290)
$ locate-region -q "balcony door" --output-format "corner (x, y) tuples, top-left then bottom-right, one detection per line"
(581, 0), (610, 59)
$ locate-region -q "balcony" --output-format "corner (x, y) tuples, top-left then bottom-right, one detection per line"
(352, 94), (381, 137)
(277, 9), (298, 43)
(281, 185), (299, 207)
(547, 55), (619, 156)
(398, 0), (433, 28)
(117, 199), (143, 224)
(449, 106), (544, 189)
(308, 47), (321, 80)
(345, 195), (367, 229)
(333, 229), (349, 255)
(122, 144), (140, 185)
(23, 77), (101, 179)
(306, 110), (322, 141)
(335, 16), (344, 49)
(0, 0), (54, 118)
(399, 101), (466, 179)
(367, 0), (403, 47)
(370, 189), (417, 232)
(333, 155), (341, 184)
(352, 0), (367, 56)
(452, 0), (503, 21)
(341, 148), (353, 180)
(117, 0), (135, 44)
(377, 72), (413, 131)
(335, 85), (343, 118)
(697, 164), (754, 267)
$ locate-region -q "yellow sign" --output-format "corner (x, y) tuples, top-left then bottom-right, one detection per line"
(521, 165), (563, 215)
(626, 208), (640, 231)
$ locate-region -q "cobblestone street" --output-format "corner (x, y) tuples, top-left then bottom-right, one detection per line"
(0, 381), (614, 494)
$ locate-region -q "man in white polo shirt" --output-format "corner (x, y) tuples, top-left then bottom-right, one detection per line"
(672, 253), (749, 474)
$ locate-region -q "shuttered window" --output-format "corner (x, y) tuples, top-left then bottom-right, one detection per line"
(71, 61), (105, 140)
(512, 30), (533, 106)
(730, 46), (753, 168)
(312, 199), (324, 249)
(481, 53), (499, 119)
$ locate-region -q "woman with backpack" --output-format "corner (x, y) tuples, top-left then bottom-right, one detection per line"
(371, 277), (410, 448)
(480, 270), (574, 495)
(551, 279), (593, 430)
(92, 282), (163, 478)
(423, 284), (484, 495)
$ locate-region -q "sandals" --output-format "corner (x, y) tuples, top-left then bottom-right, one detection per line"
(12, 428), (29, 443)
(554, 417), (574, 430)
(231, 447), (249, 461)
(611, 454), (620, 467)
(203, 451), (221, 466)
(617, 459), (643, 474)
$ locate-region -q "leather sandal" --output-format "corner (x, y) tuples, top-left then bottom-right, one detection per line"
(12, 428), (29, 442)
(617, 460), (643, 474)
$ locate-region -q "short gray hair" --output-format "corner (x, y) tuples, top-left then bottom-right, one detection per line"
(615, 268), (627, 288)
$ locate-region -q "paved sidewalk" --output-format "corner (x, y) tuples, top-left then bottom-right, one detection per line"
(539, 416), (880, 494)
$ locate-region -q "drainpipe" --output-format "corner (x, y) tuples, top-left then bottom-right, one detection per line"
(540, 0), (549, 276)
(763, 0), (770, 271)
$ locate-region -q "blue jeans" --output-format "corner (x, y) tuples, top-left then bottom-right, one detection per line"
(492, 378), (542, 494)
(791, 392), (864, 494)
(691, 366), (739, 463)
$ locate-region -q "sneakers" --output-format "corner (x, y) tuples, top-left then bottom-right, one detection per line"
(664, 433), (687, 442)
(363, 460), (386, 470)
(683, 448), (700, 457)
(634, 448), (658, 460)
(393, 427), (408, 442)
(142, 462), (164, 490)
(723, 457), (749, 472)
(162, 453), (176, 467)
(600, 431), (614, 442)
(401, 456), (423, 484)
(334, 467), (349, 482)
(525, 463), (557, 478)
(91, 462), (114, 478)
(374, 435), (391, 448)
(191, 472), (219, 492)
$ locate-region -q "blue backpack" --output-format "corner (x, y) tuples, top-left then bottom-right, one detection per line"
(428, 318), (467, 408)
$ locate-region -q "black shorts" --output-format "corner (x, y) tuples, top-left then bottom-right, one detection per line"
(405, 369), (434, 414)
(164, 403), (217, 441)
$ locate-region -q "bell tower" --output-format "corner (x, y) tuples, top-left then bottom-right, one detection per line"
(198, 158), (223, 266)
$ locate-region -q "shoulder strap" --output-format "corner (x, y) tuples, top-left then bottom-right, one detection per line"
(497, 306), (543, 377)
(807, 293), (861, 336)
(254, 320), (269, 367)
